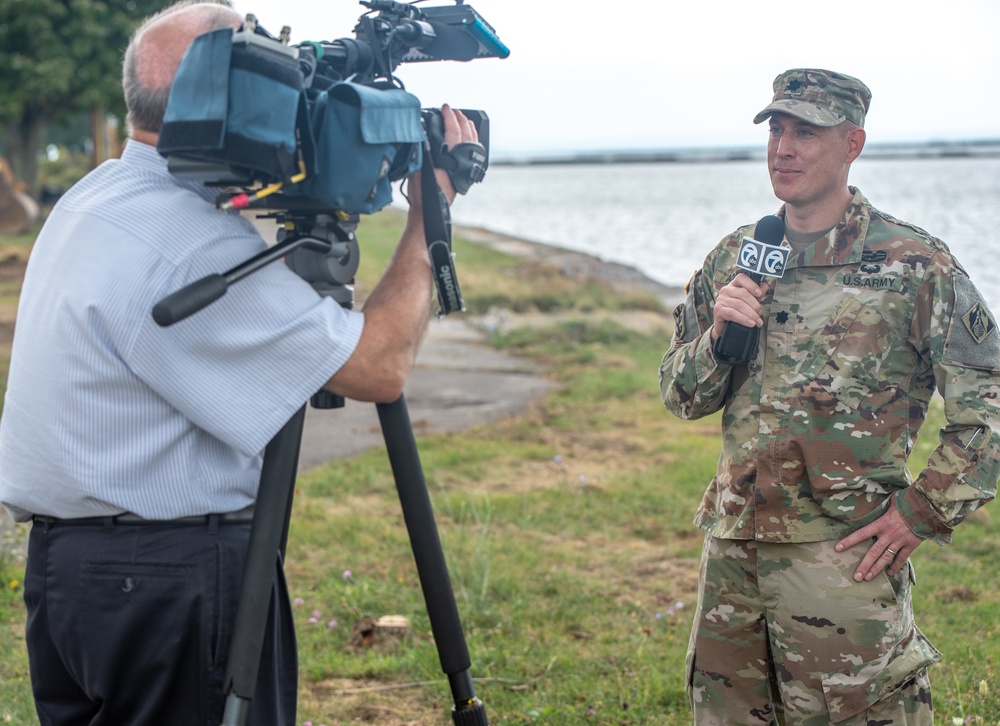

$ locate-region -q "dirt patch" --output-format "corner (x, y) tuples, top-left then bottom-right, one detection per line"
(0, 246), (29, 283)
(301, 678), (447, 725)
(939, 585), (977, 603)
(0, 319), (13, 362)
(0, 248), (27, 361)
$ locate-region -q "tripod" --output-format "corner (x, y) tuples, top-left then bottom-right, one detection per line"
(153, 201), (489, 726)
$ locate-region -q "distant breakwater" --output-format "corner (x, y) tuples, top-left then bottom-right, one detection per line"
(493, 139), (1000, 167)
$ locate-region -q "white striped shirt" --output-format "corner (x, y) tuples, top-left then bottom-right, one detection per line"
(0, 141), (364, 521)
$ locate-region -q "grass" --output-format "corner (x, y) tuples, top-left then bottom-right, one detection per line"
(0, 224), (40, 250)
(2, 210), (1000, 724)
(0, 221), (34, 410)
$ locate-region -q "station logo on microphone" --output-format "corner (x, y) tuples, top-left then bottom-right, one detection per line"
(737, 237), (789, 278)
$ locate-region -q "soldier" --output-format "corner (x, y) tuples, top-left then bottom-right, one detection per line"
(659, 68), (1000, 724)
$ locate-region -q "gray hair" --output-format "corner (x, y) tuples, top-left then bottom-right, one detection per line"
(123, 0), (238, 135)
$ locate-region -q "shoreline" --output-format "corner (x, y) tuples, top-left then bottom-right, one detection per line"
(452, 222), (687, 310)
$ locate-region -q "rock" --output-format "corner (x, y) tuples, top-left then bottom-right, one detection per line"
(348, 615), (412, 650)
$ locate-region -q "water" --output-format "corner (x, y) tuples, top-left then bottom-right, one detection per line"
(444, 156), (1000, 310)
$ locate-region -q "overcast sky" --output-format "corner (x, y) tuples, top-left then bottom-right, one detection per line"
(232, 0), (1000, 157)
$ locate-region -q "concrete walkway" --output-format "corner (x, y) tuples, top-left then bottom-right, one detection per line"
(297, 314), (554, 470)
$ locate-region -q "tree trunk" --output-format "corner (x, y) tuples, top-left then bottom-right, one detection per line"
(90, 105), (107, 168)
(4, 109), (48, 200)
(107, 115), (124, 160)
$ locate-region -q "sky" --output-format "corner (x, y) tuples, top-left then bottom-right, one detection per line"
(231, 0), (1000, 158)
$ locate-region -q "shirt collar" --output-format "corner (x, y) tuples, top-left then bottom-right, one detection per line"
(120, 139), (221, 205)
(780, 187), (871, 269)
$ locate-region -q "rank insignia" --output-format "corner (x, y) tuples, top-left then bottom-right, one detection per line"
(963, 301), (997, 344)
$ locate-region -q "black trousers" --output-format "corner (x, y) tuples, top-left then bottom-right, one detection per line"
(24, 516), (297, 726)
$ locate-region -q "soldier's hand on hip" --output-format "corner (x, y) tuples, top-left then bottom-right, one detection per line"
(835, 506), (923, 581)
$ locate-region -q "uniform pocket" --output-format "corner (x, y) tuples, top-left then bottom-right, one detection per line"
(811, 298), (892, 409)
(820, 626), (941, 723)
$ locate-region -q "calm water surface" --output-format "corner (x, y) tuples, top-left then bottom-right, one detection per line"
(445, 157), (1000, 310)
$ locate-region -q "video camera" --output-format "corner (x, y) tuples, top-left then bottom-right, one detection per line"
(152, 0), (507, 323)
(159, 0), (506, 208)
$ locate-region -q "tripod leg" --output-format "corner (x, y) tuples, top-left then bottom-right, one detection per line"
(220, 405), (307, 726)
(376, 395), (489, 725)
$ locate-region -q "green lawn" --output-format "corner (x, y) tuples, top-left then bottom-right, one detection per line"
(2, 211), (998, 725)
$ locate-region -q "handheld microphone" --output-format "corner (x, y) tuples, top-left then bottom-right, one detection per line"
(712, 215), (787, 366)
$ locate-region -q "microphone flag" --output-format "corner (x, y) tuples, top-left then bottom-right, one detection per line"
(736, 237), (789, 279)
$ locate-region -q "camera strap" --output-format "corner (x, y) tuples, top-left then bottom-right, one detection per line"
(420, 147), (464, 316)
(431, 143), (487, 195)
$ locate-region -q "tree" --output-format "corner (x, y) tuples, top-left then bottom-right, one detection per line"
(0, 0), (175, 197)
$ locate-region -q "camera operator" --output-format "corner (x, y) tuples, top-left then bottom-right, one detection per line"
(0, 1), (480, 723)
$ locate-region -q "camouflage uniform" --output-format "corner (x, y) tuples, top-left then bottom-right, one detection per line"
(691, 536), (937, 725)
(659, 189), (1000, 723)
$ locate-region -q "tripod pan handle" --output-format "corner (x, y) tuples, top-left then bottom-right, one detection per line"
(152, 274), (227, 326)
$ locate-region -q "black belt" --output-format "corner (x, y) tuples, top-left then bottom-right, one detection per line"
(32, 506), (255, 527)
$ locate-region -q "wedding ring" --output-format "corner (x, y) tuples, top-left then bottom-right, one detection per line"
(885, 548), (897, 556)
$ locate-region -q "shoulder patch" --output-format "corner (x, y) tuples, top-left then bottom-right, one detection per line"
(945, 276), (1000, 371)
(963, 301), (996, 344)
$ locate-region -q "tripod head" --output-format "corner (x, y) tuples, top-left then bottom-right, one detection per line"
(270, 210), (360, 311)
(266, 204), (364, 411)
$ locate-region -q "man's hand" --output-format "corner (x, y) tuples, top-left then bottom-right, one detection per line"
(711, 274), (770, 343)
(407, 104), (479, 209)
(835, 505), (924, 581)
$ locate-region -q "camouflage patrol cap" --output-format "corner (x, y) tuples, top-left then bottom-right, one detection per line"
(753, 68), (872, 128)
